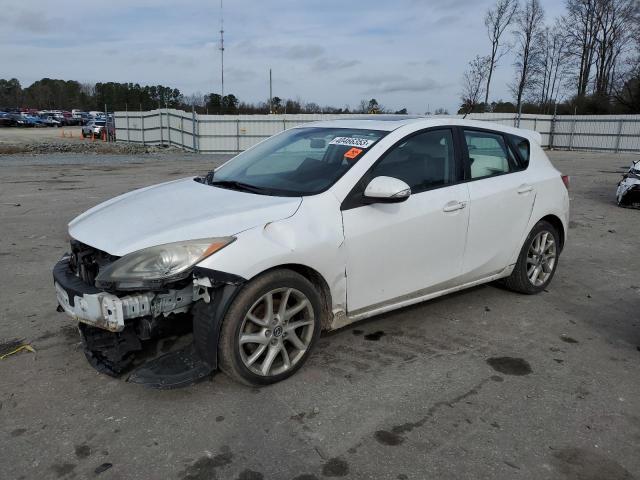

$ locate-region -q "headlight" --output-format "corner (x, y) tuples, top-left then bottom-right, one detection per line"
(95, 237), (235, 290)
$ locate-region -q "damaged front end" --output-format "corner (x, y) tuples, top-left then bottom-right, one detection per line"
(53, 240), (244, 388)
(617, 160), (640, 208)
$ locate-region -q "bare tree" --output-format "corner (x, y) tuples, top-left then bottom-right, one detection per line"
(185, 91), (206, 107)
(562, 0), (600, 97)
(80, 82), (96, 98)
(460, 55), (491, 115)
(484, 0), (519, 105)
(610, 1), (640, 109)
(593, 0), (637, 97)
(538, 22), (570, 111)
(512, 0), (545, 121)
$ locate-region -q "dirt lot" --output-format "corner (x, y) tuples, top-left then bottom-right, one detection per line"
(1, 149), (639, 480)
(0, 126), (85, 144)
(0, 126), (149, 155)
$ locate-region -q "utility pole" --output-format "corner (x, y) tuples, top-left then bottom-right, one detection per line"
(219, 0), (225, 104)
(269, 68), (273, 114)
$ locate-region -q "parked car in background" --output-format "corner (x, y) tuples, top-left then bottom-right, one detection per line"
(39, 115), (62, 127)
(9, 113), (34, 127)
(24, 115), (45, 127)
(54, 117), (569, 388)
(616, 160), (640, 208)
(0, 112), (17, 127)
(82, 119), (106, 137)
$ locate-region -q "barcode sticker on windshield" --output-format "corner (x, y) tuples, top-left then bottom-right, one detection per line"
(329, 137), (376, 148)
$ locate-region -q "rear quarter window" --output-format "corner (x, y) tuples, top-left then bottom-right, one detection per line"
(509, 135), (530, 170)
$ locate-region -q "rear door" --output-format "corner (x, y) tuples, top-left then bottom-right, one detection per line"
(460, 128), (536, 281)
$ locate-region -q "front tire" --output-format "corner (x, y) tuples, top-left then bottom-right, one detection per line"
(218, 269), (322, 386)
(502, 220), (560, 294)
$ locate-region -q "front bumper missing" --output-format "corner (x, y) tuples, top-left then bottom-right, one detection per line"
(53, 255), (245, 388)
(53, 256), (196, 332)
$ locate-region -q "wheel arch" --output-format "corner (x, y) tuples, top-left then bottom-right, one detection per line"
(538, 214), (565, 252)
(252, 263), (334, 330)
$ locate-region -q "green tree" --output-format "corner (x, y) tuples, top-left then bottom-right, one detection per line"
(222, 94), (239, 114)
(271, 96), (282, 113)
(205, 93), (222, 113)
(0, 78), (22, 108)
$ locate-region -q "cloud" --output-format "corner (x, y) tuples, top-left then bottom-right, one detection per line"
(347, 73), (408, 85)
(311, 58), (360, 72)
(236, 41), (324, 60)
(346, 73), (441, 94)
(367, 78), (442, 94)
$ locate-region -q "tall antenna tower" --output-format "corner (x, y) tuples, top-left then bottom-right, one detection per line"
(219, 0), (225, 101)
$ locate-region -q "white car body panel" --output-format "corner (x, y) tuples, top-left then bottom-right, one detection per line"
(462, 170), (536, 281)
(342, 183), (470, 312)
(198, 192), (348, 316)
(65, 117), (569, 331)
(69, 178), (302, 256)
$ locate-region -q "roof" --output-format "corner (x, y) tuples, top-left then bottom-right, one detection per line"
(303, 115), (425, 131)
(299, 116), (542, 145)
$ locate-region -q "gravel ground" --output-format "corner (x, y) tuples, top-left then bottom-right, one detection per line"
(0, 149), (639, 480)
(0, 126), (156, 155)
(0, 126), (86, 144)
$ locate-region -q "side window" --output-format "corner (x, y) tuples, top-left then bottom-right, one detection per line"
(370, 129), (455, 193)
(510, 135), (530, 170)
(464, 130), (511, 179)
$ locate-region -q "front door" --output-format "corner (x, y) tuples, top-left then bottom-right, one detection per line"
(341, 128), (470, 313)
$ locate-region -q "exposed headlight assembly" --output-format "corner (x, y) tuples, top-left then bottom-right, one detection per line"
(95, 237), (235, 290)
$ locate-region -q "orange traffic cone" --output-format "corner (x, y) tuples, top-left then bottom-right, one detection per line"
(101, 130), (106, 142)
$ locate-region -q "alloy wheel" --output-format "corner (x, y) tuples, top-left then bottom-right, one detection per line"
(238, 287), (315, 377)
(526, 230), (557, 287)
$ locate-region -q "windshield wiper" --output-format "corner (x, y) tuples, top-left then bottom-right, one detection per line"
(209, 180), (270, 194)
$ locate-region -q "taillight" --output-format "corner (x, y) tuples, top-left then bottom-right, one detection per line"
(561, 174), (570, 191)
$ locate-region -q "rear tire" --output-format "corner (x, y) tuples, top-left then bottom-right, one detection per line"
(218, 269), (322, 386)
(502, 220), (560, 294)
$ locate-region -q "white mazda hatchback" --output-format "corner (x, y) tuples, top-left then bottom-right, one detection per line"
(53, 117), (570, 388)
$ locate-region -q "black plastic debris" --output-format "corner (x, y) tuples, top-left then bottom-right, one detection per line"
(127, 344), (213, 389)
(79, 324), (142, 377)
(95, 463), (113, 475)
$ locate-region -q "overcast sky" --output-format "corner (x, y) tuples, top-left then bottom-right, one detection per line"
(1, 0), (567, 113)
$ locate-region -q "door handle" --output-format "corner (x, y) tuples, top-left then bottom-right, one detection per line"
(517, 184), (534, 194)
(443, 200), (467, 212)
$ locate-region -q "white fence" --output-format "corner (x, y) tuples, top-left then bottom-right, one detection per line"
(114, 110), (640, 154)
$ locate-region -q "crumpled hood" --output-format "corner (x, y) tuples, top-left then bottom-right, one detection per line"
(68, 178), (302, 256)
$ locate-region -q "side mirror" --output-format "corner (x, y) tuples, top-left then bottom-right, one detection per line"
(363, 176), (411, 203)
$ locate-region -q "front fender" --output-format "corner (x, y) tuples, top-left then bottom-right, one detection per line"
(196, 193), (347, 314)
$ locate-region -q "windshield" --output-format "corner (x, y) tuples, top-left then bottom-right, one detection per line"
(94, 121), (105, 126)
(211, 127), (387, 196)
